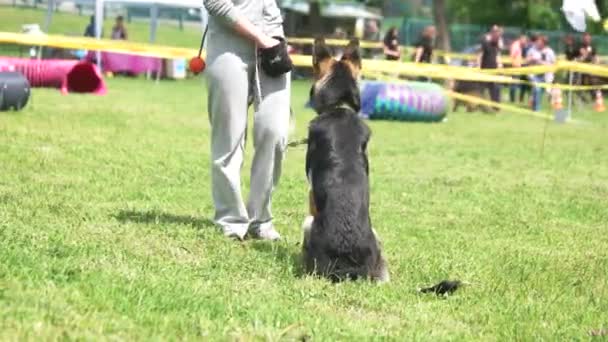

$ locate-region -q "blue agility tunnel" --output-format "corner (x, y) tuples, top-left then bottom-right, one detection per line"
(360, 80), (448, 122)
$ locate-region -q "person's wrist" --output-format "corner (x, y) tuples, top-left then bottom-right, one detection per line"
(257, 35), (279, 49)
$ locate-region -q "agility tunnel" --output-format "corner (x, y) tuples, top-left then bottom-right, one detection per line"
(0, 72), (30, 111)
(360, 80), (448, 122)
(0, 57), (106, 95)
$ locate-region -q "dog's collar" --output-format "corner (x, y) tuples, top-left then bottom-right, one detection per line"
(326, 103), (357, 113)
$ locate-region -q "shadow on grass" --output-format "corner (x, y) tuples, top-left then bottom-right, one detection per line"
(249, 240), (306, 278)
(113, 209), (215, 230)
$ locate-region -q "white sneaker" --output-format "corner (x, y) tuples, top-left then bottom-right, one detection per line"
(222, 225), (248, 241)
(249, 223), (281, 241)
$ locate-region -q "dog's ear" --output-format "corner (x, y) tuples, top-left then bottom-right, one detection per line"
(341, 38), (362, 74)
(313, 37), (334, 79)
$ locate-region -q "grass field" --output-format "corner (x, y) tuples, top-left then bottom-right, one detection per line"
(1, 76), (607, 340)
(0, 5), (200, 56)
(0, 5), (201, 46)
(1, 4), (608, 340)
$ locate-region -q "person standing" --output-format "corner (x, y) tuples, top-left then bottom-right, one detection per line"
(564, 34), (578, 61)
(478, 25), (503, 111)
(413, 25), (436, 64)
(203, 0), (292, 240)
(111, 16), (128, 40)
(412, 25), (435, 82)
(509, 34), (528, 103)
(577, 32), (604, 110)
(364, 19), (379, 41)
(84, 15), (96, 38)
(526, 36), (555, 111)
(383, 27), (401, 61)
(578, 32), (598, 63)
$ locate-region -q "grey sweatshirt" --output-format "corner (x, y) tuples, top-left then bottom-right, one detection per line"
(203, 0), (284, 62)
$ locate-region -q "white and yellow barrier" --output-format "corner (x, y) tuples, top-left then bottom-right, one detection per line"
(1, 31), (605, 120)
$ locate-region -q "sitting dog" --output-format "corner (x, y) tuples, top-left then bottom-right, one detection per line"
(301, 37), (389, 283)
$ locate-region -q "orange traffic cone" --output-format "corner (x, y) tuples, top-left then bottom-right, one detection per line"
(594, 91), (605, 112)
(551, 88), (563, 110)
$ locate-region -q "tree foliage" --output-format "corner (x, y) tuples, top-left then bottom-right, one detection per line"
(445, 0), (608, 33)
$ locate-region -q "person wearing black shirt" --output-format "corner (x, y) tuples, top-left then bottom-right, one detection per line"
(478, 26), (503, 110)
(578, 33), (601, 104)
(383, 27), (401, 61)
(413, 25), (436, 63)
(562, 34), (587, 102)
(564, 34), (578, 61)
(84, 16), (96, 37)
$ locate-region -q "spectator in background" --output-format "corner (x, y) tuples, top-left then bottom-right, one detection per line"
(364, 20), (380, 41)
(526, 35), (556, 111)
(413, 25), (436, 63)
(509, 34), (528, 103)
(578, 32), (598, 63)
(383, 27), (401, 61)
(111, 16), (128, 40)
(577, 32), (603, 105)
(563, 34), (588, 103)
(540, 36), (556, 84)
(84, 15), (96, 37)
(478, 25), (503, 110)
(564, 34), (578, 61)
(333, 27), (347, 40)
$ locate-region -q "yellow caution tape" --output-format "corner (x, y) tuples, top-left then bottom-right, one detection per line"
(446, 90), (552, 120)
(286, 36), (511, 64)
(2, 31), (606, 92)
(0, 31), (588, 123)
(0, 31), (199, 59)
(446, 90), (589, 124)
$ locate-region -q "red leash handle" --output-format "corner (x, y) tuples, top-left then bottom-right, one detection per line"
(190, 26), (208, 74)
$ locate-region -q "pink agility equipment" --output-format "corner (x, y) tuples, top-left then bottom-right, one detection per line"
(0, 57), (107, 95)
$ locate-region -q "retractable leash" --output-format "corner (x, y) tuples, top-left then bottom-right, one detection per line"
(189, 25), (208, 74)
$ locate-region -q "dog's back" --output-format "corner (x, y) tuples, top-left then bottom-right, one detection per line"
(304, 109), (386, 281)
(303, 38), (388, 282)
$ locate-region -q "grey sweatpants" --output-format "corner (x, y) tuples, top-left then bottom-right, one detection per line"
(207, 51), (291, 236)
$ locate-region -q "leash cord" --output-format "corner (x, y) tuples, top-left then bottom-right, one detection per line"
(197, 25), (208, 58)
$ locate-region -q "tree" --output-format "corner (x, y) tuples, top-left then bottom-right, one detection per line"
(433, 0), (451, 52)
(309, 1), (323, 36)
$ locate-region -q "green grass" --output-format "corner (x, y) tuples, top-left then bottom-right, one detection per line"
(1, 4), (608, 340)
(0, 5), (200, 47)
(1, 76), (607, 340)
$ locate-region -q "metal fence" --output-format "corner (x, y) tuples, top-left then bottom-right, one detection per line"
(400, 18), (608, 55)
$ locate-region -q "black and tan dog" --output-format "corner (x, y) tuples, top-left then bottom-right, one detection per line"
(451, 78), (497, 113)
(301, 38), (389, 283)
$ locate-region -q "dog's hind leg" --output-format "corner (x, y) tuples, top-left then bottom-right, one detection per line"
(302, 215), (314, 243)
(370, 228), (390, 283)
(371, 255), (390, 283)
(300, 215), (317, 275)
(301, 216), (314, 255)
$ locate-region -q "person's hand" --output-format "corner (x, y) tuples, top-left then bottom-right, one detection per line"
(258, 35), (280, 49)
